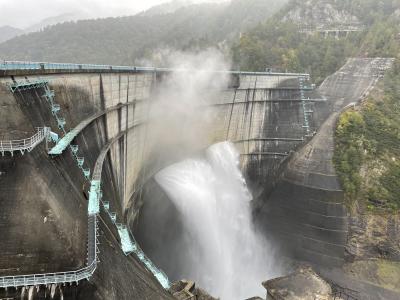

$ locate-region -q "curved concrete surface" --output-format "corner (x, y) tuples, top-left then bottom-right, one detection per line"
(0, 59), (394, 299)
(256, 58), (394, 268)
(0, 71), (174, 299)
(0, 67), (313, 299)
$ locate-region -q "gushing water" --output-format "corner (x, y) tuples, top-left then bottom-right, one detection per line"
(155, 141), (280, 299)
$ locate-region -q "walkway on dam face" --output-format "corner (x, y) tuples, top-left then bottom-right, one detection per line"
(210, 98), (326, 106)
(5, 78), (143, 157)
(6, 79), (49, 93)
(88, 127), (170, 289)
(48, 101), (142, 155)
(0, 127), (54, 156)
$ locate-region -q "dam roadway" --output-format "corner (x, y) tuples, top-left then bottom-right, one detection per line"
(0, 59), (393, 299)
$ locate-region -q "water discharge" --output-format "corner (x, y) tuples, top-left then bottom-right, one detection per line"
(155, 141), (281, 299)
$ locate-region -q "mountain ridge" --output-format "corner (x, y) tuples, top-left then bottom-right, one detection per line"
(0, 25), (24, 44)
(0, 0), (286, 65)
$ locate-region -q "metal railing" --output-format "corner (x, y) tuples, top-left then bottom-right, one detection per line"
(126, 226), (170, 289)
(92, 133), (124, 182)
(7, 79), (49, 93)
(89, 129), (170, 289)
(48, 102), (140, 155)
(0, 60), (309, 77)
(0, 127), (50, 156)
(299, 76), (315, 137)
(0, 214), (98, 288)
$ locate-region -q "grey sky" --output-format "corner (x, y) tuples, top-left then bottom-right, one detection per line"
(0, 0), (213, 28)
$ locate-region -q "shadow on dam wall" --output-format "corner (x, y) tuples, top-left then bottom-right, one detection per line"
(0, 59), (392, 299)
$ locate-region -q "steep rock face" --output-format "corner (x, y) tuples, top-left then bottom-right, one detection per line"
(347, 213), (400, 261)
(264, 266), (333, 300)
(169, 280), (218, 300)
(283, 0), (362, 30)
(343, 259), (400, 295)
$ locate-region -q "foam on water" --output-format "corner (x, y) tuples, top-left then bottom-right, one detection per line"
(155, 141), (280, 299)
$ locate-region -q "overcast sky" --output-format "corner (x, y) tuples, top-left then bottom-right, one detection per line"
(0, 0), (190, 28)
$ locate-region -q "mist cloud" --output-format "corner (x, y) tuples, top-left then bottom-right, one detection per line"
(0, 0), (156, 27)
(146, 49), (230, 160)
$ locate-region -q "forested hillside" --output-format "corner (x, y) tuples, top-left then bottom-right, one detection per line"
(231, 0), (400, 83)
(0, 0), (285, 65)
(0, 0), (399, 80)
(0, 26), (23, 43)
(334, 62), (400, 211)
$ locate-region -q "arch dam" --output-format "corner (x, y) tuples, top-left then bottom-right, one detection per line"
(0, 58), (393, 299)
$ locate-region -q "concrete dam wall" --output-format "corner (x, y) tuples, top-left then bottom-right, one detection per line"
(0, 67), (313, 299)
(0, 58), (392, 299)
(0, 72), (175, 299)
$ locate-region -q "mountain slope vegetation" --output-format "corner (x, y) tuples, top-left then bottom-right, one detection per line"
(0, 0), (285, 65)
(0, 26), (24, 43)
(334, 60), (400, 211)
(232, 0), (400, 83)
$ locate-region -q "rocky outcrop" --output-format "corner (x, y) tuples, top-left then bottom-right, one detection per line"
(283, 0), (362, 30)
(343, 259), (400, 294)
(169, 280), (218, 300)
(347, 213), (400, 261)
(263, 266), (333, 300)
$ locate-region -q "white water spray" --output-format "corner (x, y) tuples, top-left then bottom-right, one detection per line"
(155, 141), (281, 299)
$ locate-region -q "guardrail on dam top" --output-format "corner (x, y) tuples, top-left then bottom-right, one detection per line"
(0, 60), (309, 77)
